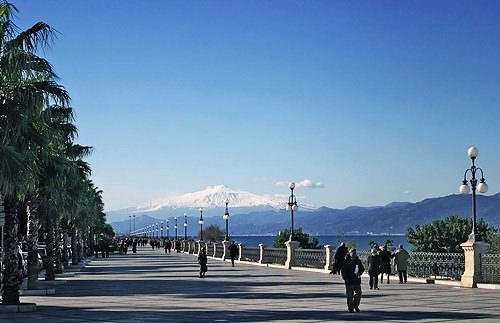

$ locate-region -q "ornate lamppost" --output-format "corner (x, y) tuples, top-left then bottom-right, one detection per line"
(129, 215), (131, 235)
(223, 199), (230, 241)
(174, 217), (178, 240)
(160, 220), (163, 239)
(155, 222), (158, 239)
(286, 182), (299, 241)
(459, 146), (489, 241)
(184, 213), (188, 240)
(198, 208), (204, 241)
(133, 214), (136, 232)
(166, 219), (169, 239)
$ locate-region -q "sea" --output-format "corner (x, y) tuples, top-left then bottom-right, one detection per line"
(231, 235), (410, 250)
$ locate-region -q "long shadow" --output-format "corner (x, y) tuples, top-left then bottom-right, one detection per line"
(3, 306), (496, 322)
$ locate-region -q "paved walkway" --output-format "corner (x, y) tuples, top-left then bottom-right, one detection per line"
(2, 246), (500, 322)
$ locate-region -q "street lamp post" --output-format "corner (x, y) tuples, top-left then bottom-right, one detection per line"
(155, 222), (158, 239)
(174, 217), (178, 240)
(160, 221), (163, 239)
(459, 146), (489, 242)
(198, 208), (204, 241)
(133, 214), (136, 232)
(286, 182), (299, 241)
(184, 213), (188, 240)
(223, 199), (230, 241)
(129, 215), (131, 235)
(166, 219), (169, 239)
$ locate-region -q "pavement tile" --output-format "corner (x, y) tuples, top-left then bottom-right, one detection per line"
(1, 246), (498, 322)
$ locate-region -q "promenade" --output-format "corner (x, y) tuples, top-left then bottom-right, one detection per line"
(3, 246), (500, 322)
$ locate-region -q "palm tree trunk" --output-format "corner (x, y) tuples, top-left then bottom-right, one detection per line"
(61, 219), (69, 269)
(26, 202), (40, 290)
(71, 226), (78, 265)
(44, 213), (55, 281)
(54, 216), (63, 274)
(1, 195), (22, 305)
(77, 230), (83, 263)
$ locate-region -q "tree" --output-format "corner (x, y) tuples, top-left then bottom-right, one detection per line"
(486, 229), (500, 253)
(0, 1), (69, 304)
(406, 215), (492, 253)
(273, 228), (320, 249)
(201, 224), (224, 242)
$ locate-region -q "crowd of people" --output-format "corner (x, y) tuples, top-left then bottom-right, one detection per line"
(331, 242), (410, 313)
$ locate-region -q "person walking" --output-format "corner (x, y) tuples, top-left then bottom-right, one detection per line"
(379, 245), (393, 284)
(331, 242), (348, 274)
(367, 247), (381, 290)
(228, 241), (239, 267)
(198, 248), (208, 278)
(341, 248), (365, 313)
(394, 244), (410, 283)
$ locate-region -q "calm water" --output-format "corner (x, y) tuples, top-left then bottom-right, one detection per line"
(232, 235), (410, 250)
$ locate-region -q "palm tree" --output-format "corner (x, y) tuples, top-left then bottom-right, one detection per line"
(0, 1), (69, 304)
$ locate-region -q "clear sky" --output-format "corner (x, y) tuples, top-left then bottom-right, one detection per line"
(15, 1), (500, 211)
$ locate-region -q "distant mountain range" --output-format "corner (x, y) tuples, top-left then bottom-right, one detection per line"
(106, 185), (313, 223)
(108, 186), (500, 236)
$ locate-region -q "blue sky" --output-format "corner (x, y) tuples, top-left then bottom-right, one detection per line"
(16, 1), (500, 211)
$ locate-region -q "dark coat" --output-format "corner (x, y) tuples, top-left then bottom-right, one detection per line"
(341, 254), (365, 286)
(228, 243), (239, 258)
(379, 249), (393, 274)
(333, 244), (348, 271)
(367, 253), (381, 275)
(198, 253), (208, 272)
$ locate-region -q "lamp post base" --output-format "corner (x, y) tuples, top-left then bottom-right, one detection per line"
(460, 239), (490, 288)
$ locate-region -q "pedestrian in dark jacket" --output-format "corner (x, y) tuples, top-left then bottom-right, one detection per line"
(367, 248), (381, 290)
(228, 241), (239, 267)
(379, 245), (393, 283)
(341, 248), (365, 313)
(198, 248), (208, 278)
(331, 242), (348, 274)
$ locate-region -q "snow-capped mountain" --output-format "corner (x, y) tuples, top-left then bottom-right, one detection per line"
(106, 185), (304, 223)
(135, 185), (285, 212)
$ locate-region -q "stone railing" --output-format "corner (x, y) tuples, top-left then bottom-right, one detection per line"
(294, 249), (325, 269)
(407, 252), (464, 280)
(240, 246), (260, 263)
(262, 247), (287, 265)
(179, 241), (499, 285)
(481, 253), (500, 284)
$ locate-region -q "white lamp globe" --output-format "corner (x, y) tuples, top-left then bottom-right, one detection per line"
(292, 204), (298, 211)
(478, 181), (488, 193)
(459, 183), (470, 194)
(467, 147), (479, 159)
(286, 205), (291, 211)
(184, 223), (187, 227)
(198, 219), (204, 225)
(289, 182), (295, 189)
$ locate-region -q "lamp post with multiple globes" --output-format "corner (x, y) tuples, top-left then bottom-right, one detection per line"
(459, 146), (488, 241)
(174, 217), (178, 240)
(184, 213), (188, 240)
(286, 182), (299, 241)
(199, 208), (204, 241)
(223, 199), (230, 241)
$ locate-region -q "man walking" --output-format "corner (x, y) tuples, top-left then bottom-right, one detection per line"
(341, 248), (365, 313)
(228, 241), (239, 267)
(394, 244), (410, 283)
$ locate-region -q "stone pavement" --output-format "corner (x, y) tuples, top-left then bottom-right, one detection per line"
(2, 246), (499, 322)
